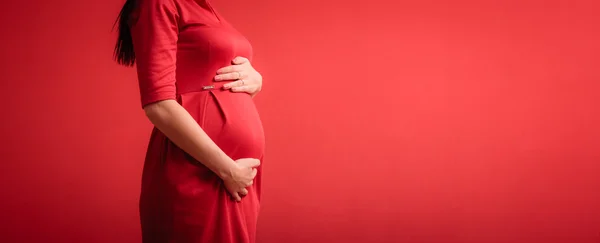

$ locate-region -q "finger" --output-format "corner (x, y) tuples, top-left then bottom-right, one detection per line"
(245, 159), (260, 168)
(238, 158), (261, 168)
(251, 168), (258, 178)
(231, 85), (252, 92)
(232, 56), (249, 65)
(223, 80), (246, 89)
(216, 65), (243, 74)
(239, 188), (248, 196)
(215, 72), (245, 81)
(232, 192), (242, 202)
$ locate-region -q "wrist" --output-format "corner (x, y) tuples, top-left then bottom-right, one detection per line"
(216, 157), (237, 179)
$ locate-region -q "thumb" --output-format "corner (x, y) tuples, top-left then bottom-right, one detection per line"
(232, 56), (249, 65)
(243, 159), (261, 168)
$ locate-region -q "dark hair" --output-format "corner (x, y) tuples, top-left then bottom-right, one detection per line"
(113, 0), (137, 66)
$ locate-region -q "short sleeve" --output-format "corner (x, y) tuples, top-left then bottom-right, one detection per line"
(130, 0), (179, 107)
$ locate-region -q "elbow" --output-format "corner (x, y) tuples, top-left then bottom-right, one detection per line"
(143, 100), (173, 121)
(143, 102), (161, 119)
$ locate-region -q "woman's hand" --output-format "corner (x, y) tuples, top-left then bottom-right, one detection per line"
(214, 57), (262, 97)
(222, 158), (261, 202)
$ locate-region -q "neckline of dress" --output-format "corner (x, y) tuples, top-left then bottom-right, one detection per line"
(203, 0), (222, 24)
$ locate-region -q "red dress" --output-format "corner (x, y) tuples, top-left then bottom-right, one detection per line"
(129, 0), (265, 242)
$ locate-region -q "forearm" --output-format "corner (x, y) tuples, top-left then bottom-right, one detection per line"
(144, 99), (235, 178)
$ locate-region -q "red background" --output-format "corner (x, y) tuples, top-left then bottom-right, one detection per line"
(1, 0), (599, 242)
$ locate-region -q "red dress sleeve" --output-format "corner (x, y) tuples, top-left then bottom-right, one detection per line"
(130, 0), (179, 107)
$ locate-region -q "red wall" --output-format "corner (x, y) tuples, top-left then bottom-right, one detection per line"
(1, 0), (599, 242)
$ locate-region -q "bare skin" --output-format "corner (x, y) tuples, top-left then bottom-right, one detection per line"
(215, 56), (263, 97)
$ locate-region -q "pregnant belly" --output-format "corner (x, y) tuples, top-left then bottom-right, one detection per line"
(180, 90), (265, 159)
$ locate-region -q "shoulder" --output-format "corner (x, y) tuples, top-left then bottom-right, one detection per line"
(131, 0), (184, 23)
(135, 0), (181, 13)
(129, 0), (186, 31)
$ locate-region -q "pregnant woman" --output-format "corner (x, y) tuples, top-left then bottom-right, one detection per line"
(113, 0), (265, 242)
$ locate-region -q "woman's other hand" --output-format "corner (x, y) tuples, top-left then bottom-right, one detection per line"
(222, 158), (261, 201)
(214, 56), (262, 97)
